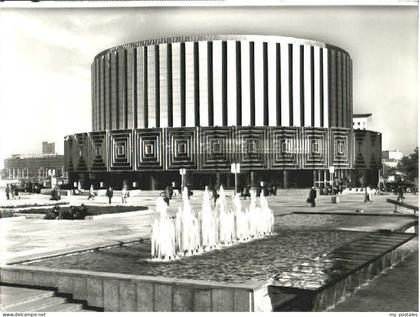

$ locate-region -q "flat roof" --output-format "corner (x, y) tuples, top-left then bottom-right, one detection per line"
(353, 113), (372, 118)
(93, 34), (351, 60)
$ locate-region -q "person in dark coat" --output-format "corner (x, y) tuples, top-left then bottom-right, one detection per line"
(242, 185), (250, 200)
(396, 187), (405, 202)
(14, 186), (19, 199)
(307, 187), (317, 207)
(166, 184), (174, 199)
(106, 187), (113, 204)
(164, 185), (172, 206)
(256, 185), (262, 197)
(186, 184), (193, 198)
(212, 187), (219, 206)
(5, 184), (10, 200)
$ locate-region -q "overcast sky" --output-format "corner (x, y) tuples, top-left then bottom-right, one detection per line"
(0, 6), (417, 167)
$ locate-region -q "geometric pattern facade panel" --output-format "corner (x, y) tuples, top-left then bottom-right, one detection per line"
(65, 126), (382, 173)
(109, 130), (133, 171)
(270, 127), (301, 169)
(166, 127), (198, 170)
(73, 133), (89, 172)
(199, 127), (233, 171)
(330, 128), (352, 169)
(235, 127), (268, 170)
(64, 135), (75, 172)
(135, 128), (164, 170)
(88, 131), (108, 171)
(302, 128), (329, 169)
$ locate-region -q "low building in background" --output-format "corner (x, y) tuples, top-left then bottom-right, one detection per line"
(381, 149), (404, 186)
(352, 113), (372, 130)
(382, 150), (403, 168)
(42, 141), (56, 155)
(3, 142), (65, 187)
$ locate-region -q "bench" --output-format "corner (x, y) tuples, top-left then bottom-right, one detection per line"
(386, 198), (418, 214)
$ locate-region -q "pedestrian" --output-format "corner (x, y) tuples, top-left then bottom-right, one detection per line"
(364, 187), (371, 203)
(242, 185), (250, 200)
(50, 186), (59, 201)
(396, 187), (405, 202)
(256, 184), (262, 197)
(88, 184), (95, 200)
(106, 186), (113, 204)
(186, 184), (193, 198)
(10, 184), (15, 199)
(13, 185), (20, 199)
(307, 186), (317, 207)
(166, 184), (174, 199)
(55, 185), (61, 200)
(121, 185), (128, 203)
(212, 186), (219, 206)
(271, 184), (277, 196)
(164, 186), (171, 206)
(5, 184), (10, 200)
(172, 181), (180, 197)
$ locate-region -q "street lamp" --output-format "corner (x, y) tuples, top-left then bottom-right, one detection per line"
(329, 165), (335, 195)
(231, 163), (241, 195)
(329, 166), (337, 203)
(179, 168), (187, 190)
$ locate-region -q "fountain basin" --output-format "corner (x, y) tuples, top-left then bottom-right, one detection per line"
(19, 230), (364, 283)
(2, 213), (417, 311)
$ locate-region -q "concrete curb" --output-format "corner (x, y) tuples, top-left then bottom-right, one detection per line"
(13, 209), (152, 220)
(293, 211), (418, 218)
(0, 265), (267, 312)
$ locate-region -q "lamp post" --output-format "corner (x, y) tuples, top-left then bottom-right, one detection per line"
(231, 163), (241, 195)
(329, 166), (336, 203)
(179, 168), (187, 190)
(48, 169), (56, 189)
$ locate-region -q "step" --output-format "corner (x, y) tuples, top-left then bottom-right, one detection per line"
(1, 286), (55, 310)
(35, 302), (84, 312)
(4, 295), (66, 312)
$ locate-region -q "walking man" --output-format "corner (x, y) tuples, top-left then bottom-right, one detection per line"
(88, 185), (95, 200)
(396, 187), (405, 202)
(106, 186), (113, 204)
(121, 184), (128, 203)
(5, 184), (10, 200)
(307, 186), (317, 207)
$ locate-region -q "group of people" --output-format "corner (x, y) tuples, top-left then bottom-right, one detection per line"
(82, 184), (124, 204)
(162, 182), (193, 206)
(69, 179), (410, 210)
(240, 183), (278, 200)
(4, 184), (19, 200)
(44, 204), (88, 220)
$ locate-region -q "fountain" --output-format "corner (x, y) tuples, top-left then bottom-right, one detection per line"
(151, 185), (275, 260)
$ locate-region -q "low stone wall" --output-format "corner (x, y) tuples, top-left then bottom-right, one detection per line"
(311, 239), (415, 311)
(0, 265), (269, 312)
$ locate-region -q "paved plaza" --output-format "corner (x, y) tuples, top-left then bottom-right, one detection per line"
(0, 190), (417, 264)
(0, 190), (418, 311)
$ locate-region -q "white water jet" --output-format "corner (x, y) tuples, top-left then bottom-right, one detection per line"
(151, 186), (275, 261)
(150, 197), (176, 260)
(201, 186), (216, 250)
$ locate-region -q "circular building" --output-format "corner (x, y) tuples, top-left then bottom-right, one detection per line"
(65, 35), (381, 190)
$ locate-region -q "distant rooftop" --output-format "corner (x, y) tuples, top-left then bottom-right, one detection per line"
(8, 153), (63, 159)
(353, 113), (372, 118)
